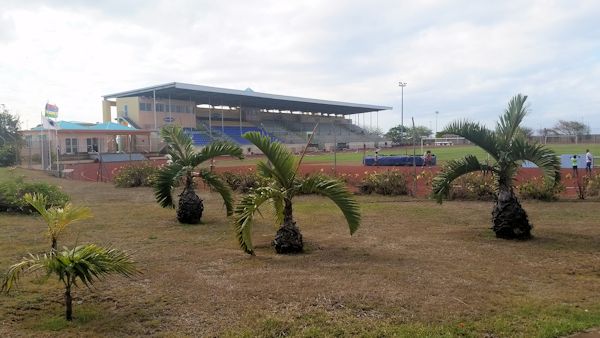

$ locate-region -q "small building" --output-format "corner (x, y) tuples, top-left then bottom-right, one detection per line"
(20, 121), (151, 169)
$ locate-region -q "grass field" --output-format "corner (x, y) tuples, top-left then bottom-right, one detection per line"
(1, 168), (600, 337)
(214, 143), (600, 167)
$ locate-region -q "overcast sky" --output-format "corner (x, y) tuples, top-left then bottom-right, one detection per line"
(1, 0), (599, 133)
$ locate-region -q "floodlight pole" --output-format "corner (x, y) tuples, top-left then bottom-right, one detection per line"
(435, 110), (439, 136)
(398, 81), (407, 146)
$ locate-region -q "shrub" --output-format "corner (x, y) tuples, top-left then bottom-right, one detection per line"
(0, 176), (70, 213)
(359, 170), (409, 195)
(0, 144), (18, 167)
(448, 172), (496, 201)
(585, 174), (600, 197)
(221, 170), (265, 193)
(113, 162), (159, 188)
(517, 176), (564, 201)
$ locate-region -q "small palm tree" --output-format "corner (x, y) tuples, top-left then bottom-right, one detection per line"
(1, 244), (139, 321)
(234, 132), (361, 255)
(154, 125), (243, 224)
(24, 193), (93, 251)
(432, 94), (561, 239)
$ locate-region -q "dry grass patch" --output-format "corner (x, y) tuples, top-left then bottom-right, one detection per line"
(1, 168), (600, 337)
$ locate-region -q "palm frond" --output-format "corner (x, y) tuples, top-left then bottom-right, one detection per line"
(198, 168), (235, 216)
(256, 161), (278, 181)
(160, 125), (195, 163)
(192, 141), (244, 166)
(512, 138), (561, 184)
(243, 132), (296, 186)
(44, 203), (92, 240)
(442, 121), (500, 160)
(61, 244), (139, 288)
(154, 163), (186, 208)
(298, 175), (361, 235)
(233, 187), (282, 254)
(23, 193), (51, 222)
(496, 94), (528, 141)
(1, 253), (47, 292)
(25, 193), (93, 243)
(272, 195), (285, 226)
(432, 155), (496, 203)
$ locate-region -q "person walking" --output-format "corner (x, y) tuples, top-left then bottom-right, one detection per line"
(571, 155), (578, 177)
(585, 149), (593, 175)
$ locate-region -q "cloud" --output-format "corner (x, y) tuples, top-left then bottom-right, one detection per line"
(1, 0), (599, 133)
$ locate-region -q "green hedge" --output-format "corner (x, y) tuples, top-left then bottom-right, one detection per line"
(0, 176), (70, 213)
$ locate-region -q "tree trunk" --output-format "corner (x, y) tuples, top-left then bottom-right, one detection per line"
(491, 188), (532, 239)
(65, 287), (73, 321)
(273, 199), (303, 254)
(177, 177), (203, 224)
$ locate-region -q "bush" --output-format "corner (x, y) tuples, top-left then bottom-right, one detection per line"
(359, 170), (409, 195)
(585, 174), (600, 197)
(220, 170), (264, 193)
(0, 176), (70, 213)
(517, 176), (564, 201)
(448, 173), (496, 201)
(0, 144), (18, 167)
(113, 162), (159, 188)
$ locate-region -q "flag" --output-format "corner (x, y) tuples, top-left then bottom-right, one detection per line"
(45, 103), (59, 118)
(42, 116), (58, 130)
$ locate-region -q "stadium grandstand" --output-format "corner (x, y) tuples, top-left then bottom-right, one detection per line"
(102, 82), (392, 152)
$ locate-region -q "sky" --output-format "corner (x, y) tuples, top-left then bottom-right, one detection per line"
(1, 0), (599, 134)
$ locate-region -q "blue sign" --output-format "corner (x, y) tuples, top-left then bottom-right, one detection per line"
(163, 117), (175, 123)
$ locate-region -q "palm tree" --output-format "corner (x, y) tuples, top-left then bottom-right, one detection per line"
(154, 125), (244, 224)
(24, 193), (93, 251)
(1, 244), (138, 321)
(234, 132), (361, 255)
(432, 94), (561, 239)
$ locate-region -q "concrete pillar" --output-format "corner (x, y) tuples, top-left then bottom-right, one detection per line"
(102, 100), (115, 123)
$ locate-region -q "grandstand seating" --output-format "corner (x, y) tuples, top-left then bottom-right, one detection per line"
(185, 112), (383, 147)
(183, 129), (214, 146)
(214, 126), (277, 145)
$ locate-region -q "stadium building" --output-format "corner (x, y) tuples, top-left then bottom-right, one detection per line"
(102, 82), (392, 152)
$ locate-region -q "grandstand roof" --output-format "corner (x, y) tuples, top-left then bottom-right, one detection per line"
(103, 82), (392, 115)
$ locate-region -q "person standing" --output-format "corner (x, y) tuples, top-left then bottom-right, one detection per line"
(571, 155), (578, 177)
(586, 149), (593, 174)
(423, 150), (433, 168)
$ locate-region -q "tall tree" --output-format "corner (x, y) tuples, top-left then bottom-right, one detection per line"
(234, 132), (361, 255)
(1, 244), (138, 321)
(552, 120), (590, 136)
(0, 104), (21, 166)
(386, 125), (432, 145)
(432, 94), (561, 239)
(154, 125), (243, 224)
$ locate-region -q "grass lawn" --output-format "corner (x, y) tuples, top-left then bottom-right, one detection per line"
(214, 143), (600, 168)
(1, 167), (600, 337)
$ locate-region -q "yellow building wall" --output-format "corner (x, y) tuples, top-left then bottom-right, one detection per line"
(116, 97), (140, 126)
(102, 100), (115, 122)
(112, 97), (198, 130)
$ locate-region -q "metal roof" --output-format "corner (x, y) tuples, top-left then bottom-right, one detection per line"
(103, 82), (392, 115)
(30, 121), (146, 133)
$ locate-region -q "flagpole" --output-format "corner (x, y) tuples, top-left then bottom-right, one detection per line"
(55, 127), (60, 175)
(40, 112), (45, 170)
(47, 122), (51, 171)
